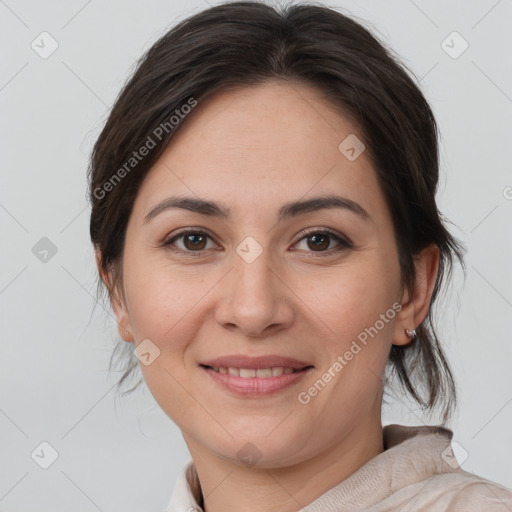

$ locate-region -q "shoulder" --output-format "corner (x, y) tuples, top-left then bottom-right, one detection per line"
(419, 470), (512, 511)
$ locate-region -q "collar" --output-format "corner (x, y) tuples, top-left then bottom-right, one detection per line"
(165, 424), (455, 512)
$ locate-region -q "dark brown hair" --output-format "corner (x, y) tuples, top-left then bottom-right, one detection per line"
(88, 1), (466, 424)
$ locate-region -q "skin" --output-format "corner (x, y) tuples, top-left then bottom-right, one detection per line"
(98, 80), (439, 512)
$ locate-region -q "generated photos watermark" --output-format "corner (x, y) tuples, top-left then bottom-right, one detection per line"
(93, 97), (197, 200)
(297, 301), (403, 405)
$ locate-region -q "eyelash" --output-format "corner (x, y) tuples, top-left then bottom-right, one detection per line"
(162, 227), (353, 257)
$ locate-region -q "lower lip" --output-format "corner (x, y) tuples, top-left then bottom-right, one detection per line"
(201, 366), (313, 397)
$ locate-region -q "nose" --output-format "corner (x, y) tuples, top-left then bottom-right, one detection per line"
(214, 248), (295, 338)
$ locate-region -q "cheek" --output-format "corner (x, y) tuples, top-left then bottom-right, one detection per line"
(122, 264), (208, 421)
(122, 254), (210, 345)
(299, 254), (399, 338)
(121, 263), (232, 409)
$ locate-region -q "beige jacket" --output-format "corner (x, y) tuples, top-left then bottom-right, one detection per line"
(164, 424), (512, 511)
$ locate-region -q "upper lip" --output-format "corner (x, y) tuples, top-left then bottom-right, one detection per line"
(200, 355), (314, 370)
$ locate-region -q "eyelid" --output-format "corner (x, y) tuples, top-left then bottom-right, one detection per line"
(163, 226), (217, 242)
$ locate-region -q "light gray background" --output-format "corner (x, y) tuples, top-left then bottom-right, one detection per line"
(1, 0), (511, 510)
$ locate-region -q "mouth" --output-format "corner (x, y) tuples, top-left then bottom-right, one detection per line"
(199, 363), (314, 396)
(200, 364), (312, 377)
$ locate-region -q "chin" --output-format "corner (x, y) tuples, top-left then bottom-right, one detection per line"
(206, 432), (309, 469)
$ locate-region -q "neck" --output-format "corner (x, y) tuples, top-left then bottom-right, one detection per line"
(183, 417), (384, 512)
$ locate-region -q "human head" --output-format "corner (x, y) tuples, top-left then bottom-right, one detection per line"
(88, 0), (466, 439)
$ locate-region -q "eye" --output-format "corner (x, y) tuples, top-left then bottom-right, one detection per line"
(293, 229), (352, 254)
(162, 229), (218, 254)
(162, 228), (353, 256)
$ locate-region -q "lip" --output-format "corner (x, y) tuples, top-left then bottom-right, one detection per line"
(201, 365), (313, 397)
(200, 354), (313, 370)
(199, 354), (314, 397)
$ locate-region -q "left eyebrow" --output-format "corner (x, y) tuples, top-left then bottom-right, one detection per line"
(277, 195), (371, 223)
(143, 194), (371, 224)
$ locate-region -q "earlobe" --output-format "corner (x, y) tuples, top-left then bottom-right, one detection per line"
(393, 244), (440, 346)
(118, 324), (134, 343)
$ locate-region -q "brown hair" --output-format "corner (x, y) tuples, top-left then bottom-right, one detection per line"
(88, 1), (466, 424)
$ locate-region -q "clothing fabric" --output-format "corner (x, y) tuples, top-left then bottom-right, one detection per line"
(164, 424), (512, 511)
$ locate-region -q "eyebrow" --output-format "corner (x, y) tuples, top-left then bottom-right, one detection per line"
(144, 194), (371, 224)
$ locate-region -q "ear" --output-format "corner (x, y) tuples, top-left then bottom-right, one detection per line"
(393, 243), (440, 346)
(95, 247), (134, 343)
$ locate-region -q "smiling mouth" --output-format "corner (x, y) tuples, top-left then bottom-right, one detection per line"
(200, 364), (313, 378)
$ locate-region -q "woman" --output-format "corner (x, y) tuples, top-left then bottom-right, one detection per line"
(87, 2), (512, 511)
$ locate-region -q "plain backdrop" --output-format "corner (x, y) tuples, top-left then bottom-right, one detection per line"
(1, 0), (511, 510)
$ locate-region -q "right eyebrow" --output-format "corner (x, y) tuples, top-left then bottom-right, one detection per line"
(144, 196), (230, 224)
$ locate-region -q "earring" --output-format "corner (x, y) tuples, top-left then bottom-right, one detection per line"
(405, 328), (416, 339)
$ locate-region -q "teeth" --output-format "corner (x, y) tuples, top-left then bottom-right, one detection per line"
(209, 366), (302, 378)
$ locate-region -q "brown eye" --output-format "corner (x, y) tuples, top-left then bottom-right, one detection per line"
(307, 233), (330, 251)
(163, 230), (216, 253)
(182, 232), (207, 250)
(294, 230), (352, 254)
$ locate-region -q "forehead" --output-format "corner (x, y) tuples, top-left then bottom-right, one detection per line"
(132, 81), (387, 226)
(167, 81), (362, 158)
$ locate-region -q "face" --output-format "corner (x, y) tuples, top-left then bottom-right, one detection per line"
(105, 81), (429, 468)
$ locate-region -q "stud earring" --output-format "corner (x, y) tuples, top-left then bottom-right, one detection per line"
(405, 328), (416, 339)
